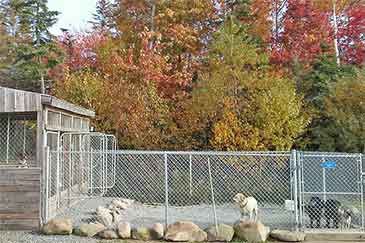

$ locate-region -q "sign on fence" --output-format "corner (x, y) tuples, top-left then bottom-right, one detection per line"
(320, 161), (337, 168)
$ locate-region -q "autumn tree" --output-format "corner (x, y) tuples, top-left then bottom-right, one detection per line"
(187, 18), (308, 151)
(110, 0), (219, 98)
(271, 0), (334, 66)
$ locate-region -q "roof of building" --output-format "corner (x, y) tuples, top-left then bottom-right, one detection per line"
(0, 86), (95, 117)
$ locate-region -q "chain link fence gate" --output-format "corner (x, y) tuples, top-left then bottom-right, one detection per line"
(297, 151), (364, 231)
(45, 132), (117, 221)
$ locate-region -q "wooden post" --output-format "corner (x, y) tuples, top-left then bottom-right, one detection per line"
(37, 109), (47, 225)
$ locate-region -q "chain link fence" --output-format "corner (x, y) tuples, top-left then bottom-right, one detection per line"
(0, 114), (37, 167)
(48, 150), (296, 230)
(46, 145), (365, 232)
(298, 152), (363, 231)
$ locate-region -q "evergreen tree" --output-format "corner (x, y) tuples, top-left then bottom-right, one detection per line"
(0, 1), (13, 85)
(296, 54), (357, 151)
(1, 0), (61, 92)
(89, 0), (116, 32)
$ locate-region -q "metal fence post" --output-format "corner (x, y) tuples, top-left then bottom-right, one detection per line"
(207, 158), (218, 234)
(6, 115), (10, 163)
(189, 154), (193, 197)
(297, 151), (303, 230)
(45, 146), (50, 222)
(360, 153), (364, 230)
(291, 150), (299, 231)
(164, 153), (169, 227)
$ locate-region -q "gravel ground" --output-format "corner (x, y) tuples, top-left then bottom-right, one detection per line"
(1, 232), (361, 243)
(0, 231), (102, 243)
(55, 198), (294, 229)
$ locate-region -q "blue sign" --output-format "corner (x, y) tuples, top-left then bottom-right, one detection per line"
(321, 161), (337, 168)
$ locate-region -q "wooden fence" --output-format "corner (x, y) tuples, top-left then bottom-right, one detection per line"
(0, 168), (41, 230)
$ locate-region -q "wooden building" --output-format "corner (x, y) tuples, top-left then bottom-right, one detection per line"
(0, 86), (94, 230)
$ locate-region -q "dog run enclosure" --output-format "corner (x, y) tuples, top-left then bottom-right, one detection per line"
(46, 148), (365, 232)
(0, 86), (95, 230)
(0, 87), (364, 233)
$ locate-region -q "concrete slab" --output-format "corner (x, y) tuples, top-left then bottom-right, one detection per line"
(305, 231), (365, 242)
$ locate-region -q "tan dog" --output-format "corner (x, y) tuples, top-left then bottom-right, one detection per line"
(233, 193), (258, 221)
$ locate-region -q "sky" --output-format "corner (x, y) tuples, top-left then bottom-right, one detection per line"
(48, 0), (98, 35)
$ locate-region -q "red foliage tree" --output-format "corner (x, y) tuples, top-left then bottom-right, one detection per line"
(271, 0), (333, 65)
(338, 3), (365, 64)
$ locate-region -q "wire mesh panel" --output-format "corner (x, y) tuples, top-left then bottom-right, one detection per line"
(46, 132), (117, 223)
(106, 151), (166, 226)
(0, 114), (37, 167)
(299, 152), (363, 231)
(211, 152), (293, 229)
(101, 151), (294, 230)
(46, 148), (365, 233)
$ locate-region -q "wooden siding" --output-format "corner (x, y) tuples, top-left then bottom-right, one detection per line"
(0, 168), (41, 231)
(0, 87), (41, 113)
(0, 86), (94, 118)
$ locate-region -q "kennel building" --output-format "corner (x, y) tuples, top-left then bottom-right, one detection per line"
(0, 86), (94, 230)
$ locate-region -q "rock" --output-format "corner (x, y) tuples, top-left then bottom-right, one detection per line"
(121, 198), (135, 206)
(98, 229), (119, 239)
(96, 206), (113, 227)
(234, 220), (270, 243)
(111, 210), (122, 224)
(111, 199), (129, 210)
(151, 223), (164, 239)
(41, 218), (73, 235)
(206, 224), (234, 242)
(270, 230), (305, 242)
(165, 221), (207, 242)
(118, 222), (131, 239)
(132, 227), (153, 240)
(76, 222), (106, 237)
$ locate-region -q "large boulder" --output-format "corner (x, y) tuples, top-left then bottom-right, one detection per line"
(151, 223), (164, 240)
(132, 227), (154, 240)
(98, 229), (119, 239)
(206, 224), (234, 242)
(111, 199), (129, 210)
(118, 222), (131, 239)
(234, 220), (270, 243)
(75, 222), (106, 237)
(121, 198), (135, 206)
(96, 206), (113, 227)
(165, 221), (207, 242)
(270, 230), (305, 242)
(41, 218), (73, 235)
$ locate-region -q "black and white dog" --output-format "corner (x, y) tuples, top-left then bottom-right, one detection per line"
(338, 205), (353, 229)
(323, 199), (341, 228)
(304, 196), (324, 228)
(304, 197), (351, 229)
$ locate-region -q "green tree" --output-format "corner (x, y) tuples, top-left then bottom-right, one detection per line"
(0, 1), (12, 85)
(1, 0), (60, 92)
(318, 70), (365, 152)
(89, 0), (116, 32)
(187, 18), (308, 151)
(296, 54), (357, 151)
